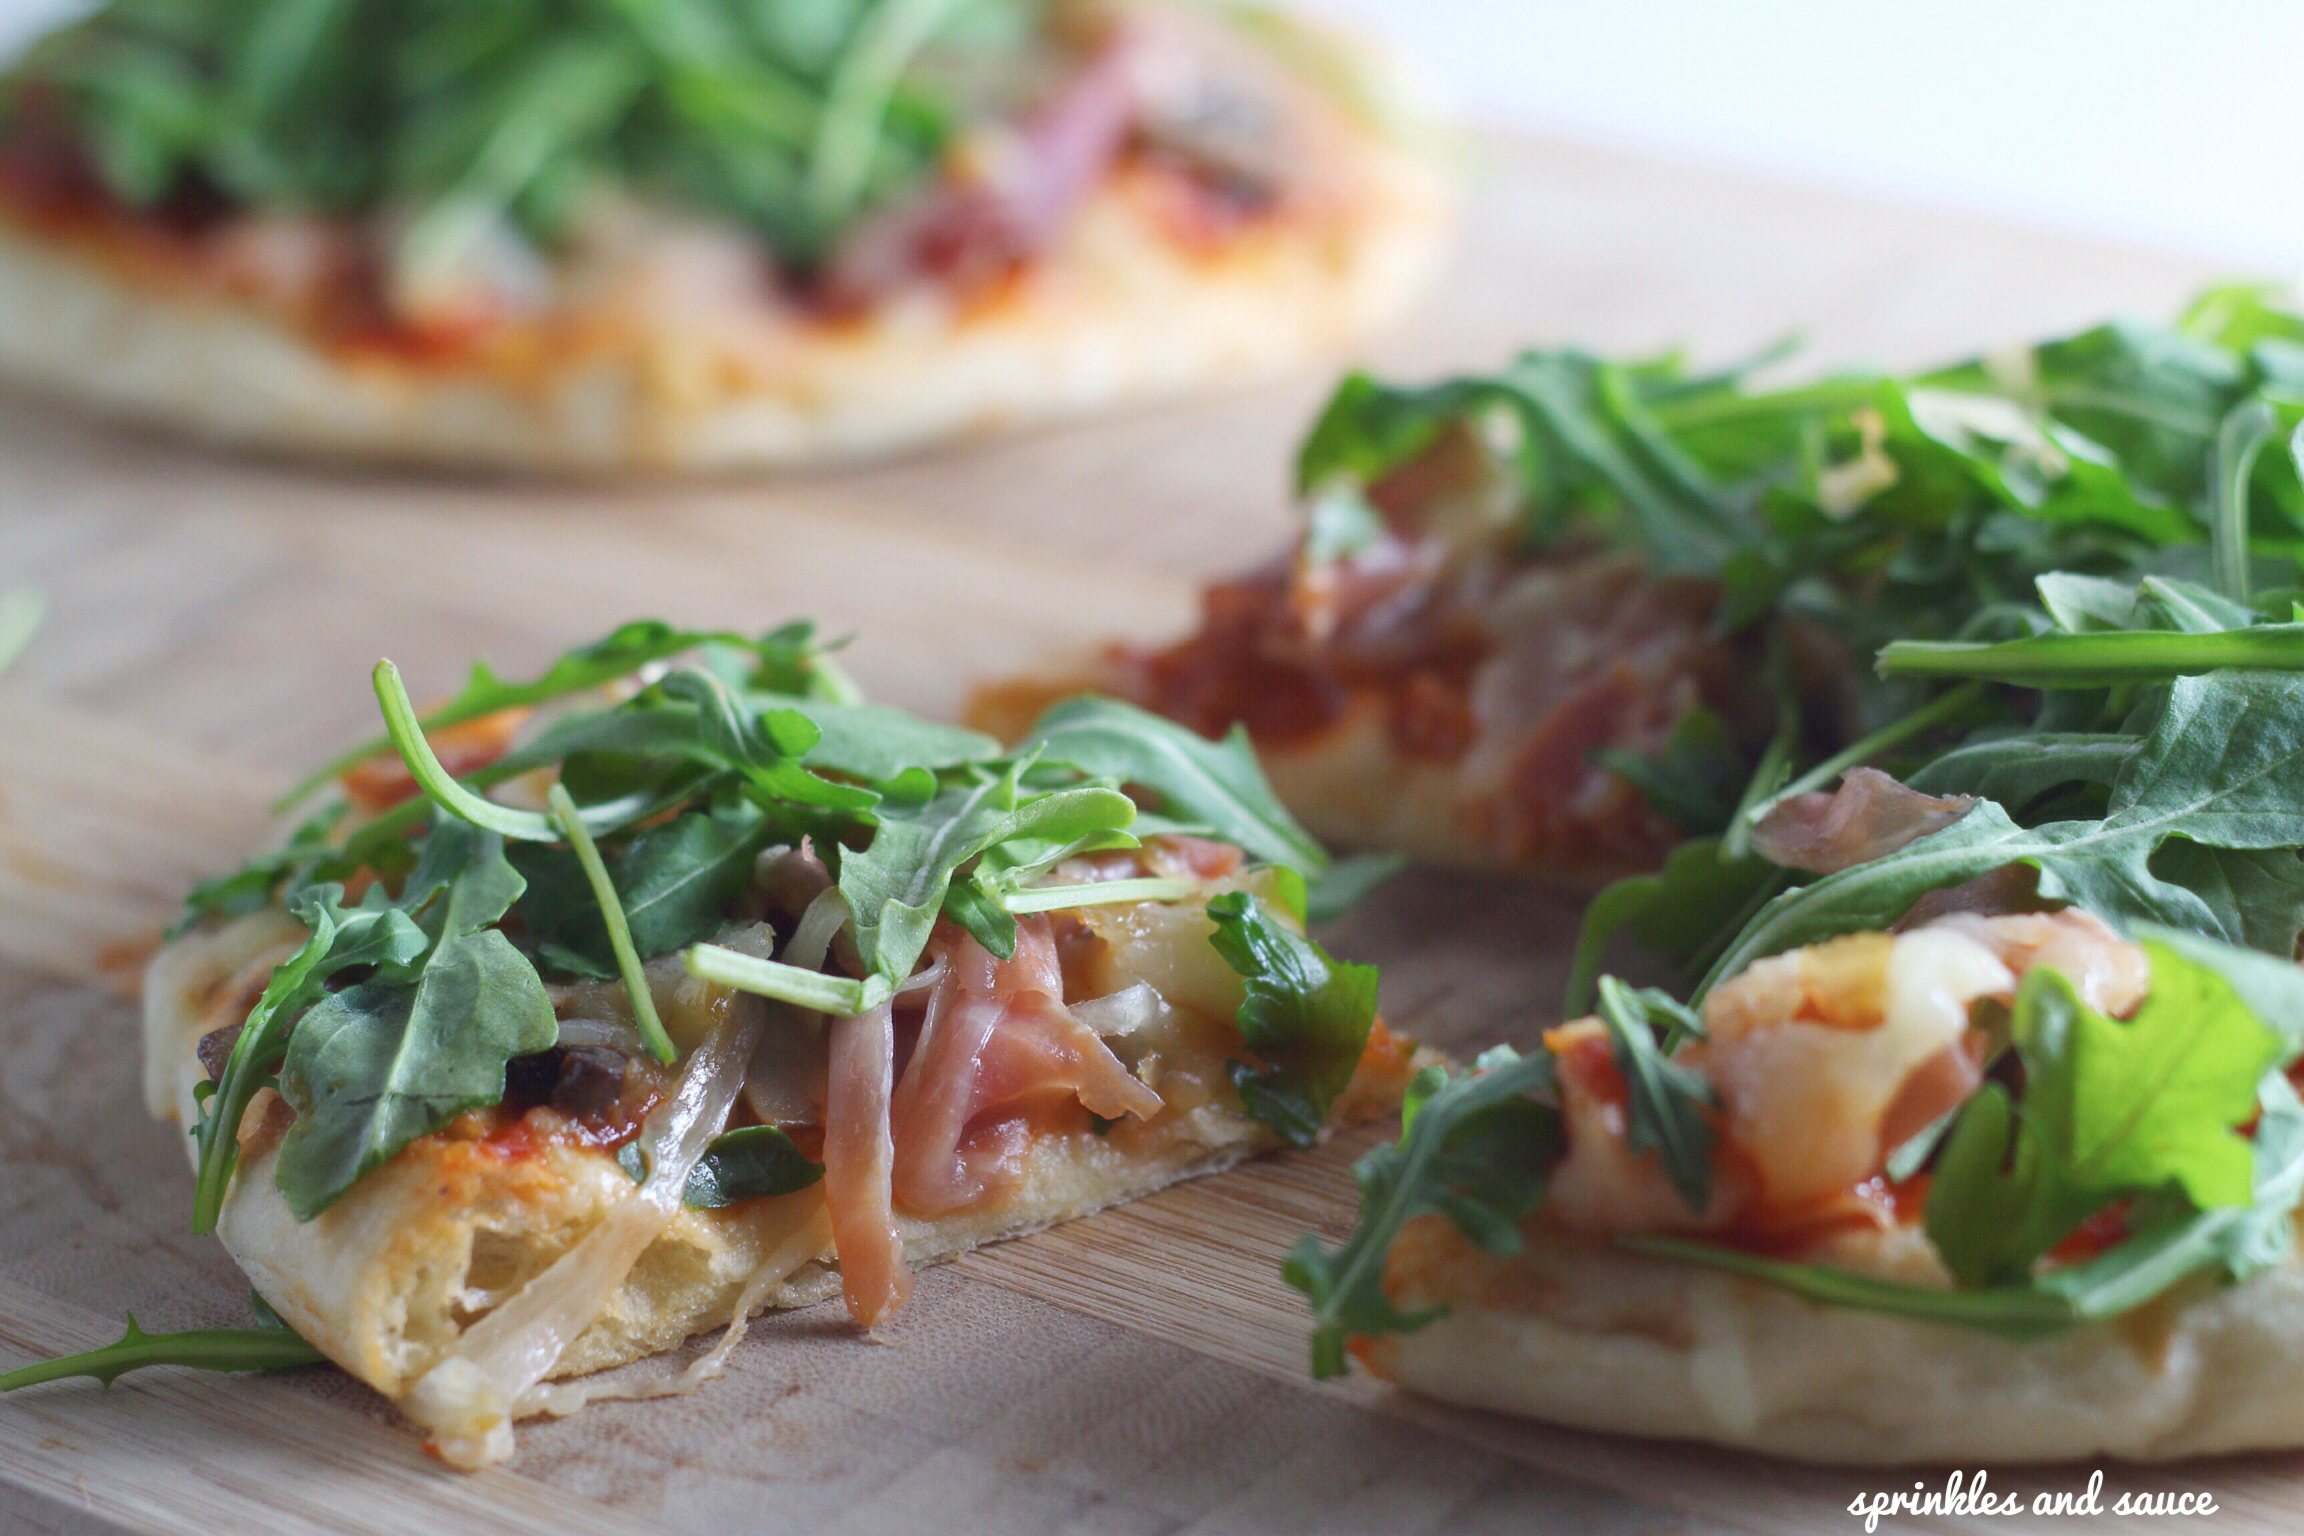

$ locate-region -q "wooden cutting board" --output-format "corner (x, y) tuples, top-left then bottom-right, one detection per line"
(0, 130), (2273, 1535)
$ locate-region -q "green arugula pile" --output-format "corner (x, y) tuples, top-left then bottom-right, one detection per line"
(2, 0), (1047, 275)
(1296, 282), (2304, 1007)
(1284, 285), (2304, 1372)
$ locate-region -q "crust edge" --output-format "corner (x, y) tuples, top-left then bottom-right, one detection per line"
(0, 129), (1448, 471)
(1362, 1220), (2304, 1465)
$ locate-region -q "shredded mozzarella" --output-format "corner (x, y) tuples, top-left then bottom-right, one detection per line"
(785, 888), (849, 974)
(554, 1016), (647, 1054)
(1069, 982), (1168, 1039)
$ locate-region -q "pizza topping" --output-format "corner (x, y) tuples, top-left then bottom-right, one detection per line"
(822, 1001), (913, 1329)
(194, 1023), (243, 1085)
(1747, 767), (1975, 876)
(821, 23), (1148, 310)
(1542, 909), (2180, 1246)
(1297, 922), (2303, 1373)
(890, 916), (1157, 1216)
(0, 0), (1357, 350)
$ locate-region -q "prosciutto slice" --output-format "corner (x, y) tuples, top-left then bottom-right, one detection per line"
(889, 918), (1162, 1217)
(1750, 767), (1975, 875)
(822, 1002), (912, 1327)
(822, 28), (1146, 306)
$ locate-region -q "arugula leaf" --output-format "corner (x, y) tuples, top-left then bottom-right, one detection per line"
(2137, 920), (2304, 1057)
(838, 760), (1136, 981)
(773, 697), (1001, 786)
(12, 0), (1005, 276)
(1702, 670), (2304, 991)
(1594, 706), (1743, 836)
(275, 620), (758, 811)
(1593, 977), (1716, 1210)
(1303, 851), (1408, 924)
(681, 1125), (824, 1208)
(545, 782), (676, 1065)
(1283, 1048), (1559, 1377)
(0, 586), (41, 679)
(1925, 938), (2281, 1286)
(515, 798), (776, 974)
(1205, 891), (1380, 1147)
(1565, 838), (1785, 1015)
(272, 832), (557, 1219)
(0, 1308), (323, 1391)
(656, 669), (876, 812)
(190, 882), (431, 1233)
(1022, 696), (1329, 875)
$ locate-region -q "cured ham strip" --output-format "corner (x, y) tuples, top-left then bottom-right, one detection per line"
(824, 28), (1147, 305)
(890, 919), (1162, 1217)
(822, 1002), (913, 1328)
(1750, 767), (1974, 875)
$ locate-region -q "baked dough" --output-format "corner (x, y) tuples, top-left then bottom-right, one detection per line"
(1367, 1217), (2304, 1465)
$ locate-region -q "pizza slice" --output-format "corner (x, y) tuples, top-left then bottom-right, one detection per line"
(972, 286), (2299, 891)
(1285, 566), (2304, 1462)
(1316, 908), (2304, 1464)
(95, 621), (1413, 1467)
(0, 0), (1449, 470)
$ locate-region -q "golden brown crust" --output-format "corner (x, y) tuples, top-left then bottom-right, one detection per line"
(1361, 1171), (2304, 1465)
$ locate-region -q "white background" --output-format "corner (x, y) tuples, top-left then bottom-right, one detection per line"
(3, 0), (2296, 271)
(1315, 0), (2304, 272)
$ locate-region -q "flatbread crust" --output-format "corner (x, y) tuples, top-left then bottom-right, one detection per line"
(0, 52), (1447, 472)
(148, 909), (1413, 1401)
(1363, 1215), (2304, 1465)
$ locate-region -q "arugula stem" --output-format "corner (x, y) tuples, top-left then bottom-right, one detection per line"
(2211, 399), (2278, 605)
(1678, 865), (1792, 998)
(374, 661), (558, 841)
(548, 784), (676, 1064)
(1001, 877), (1194, 914)
(0, 586), (43, 679)
(1645, 376), (1881, 432)
(1718, 653), (1803, 860)
(277, 624), (753, 812)
(1, 1313), (324, 1390)
(1877, 626), (2304, 685)
(684, 943), (888, 1016)
(805, 0), (957, 232)
(1735, 681), (1987, 835)
(1617, 1237), (2077, 1337)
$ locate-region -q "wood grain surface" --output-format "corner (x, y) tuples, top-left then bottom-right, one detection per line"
(0, 130), (2273, 1534)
